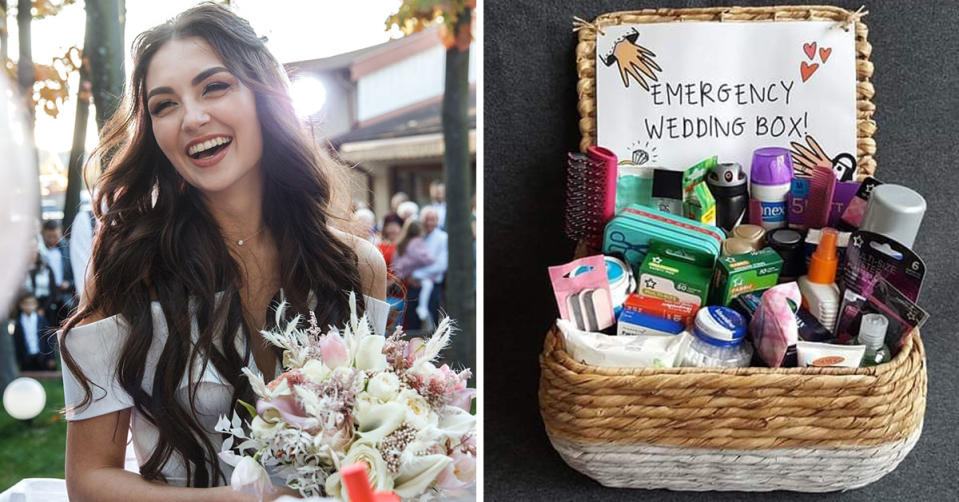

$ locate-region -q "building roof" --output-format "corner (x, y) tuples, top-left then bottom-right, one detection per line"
(284, 27), (440, 76)
(331, 86), (476, 146)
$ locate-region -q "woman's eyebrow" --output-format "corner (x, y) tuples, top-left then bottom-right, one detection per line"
(147, 66), (231, 99)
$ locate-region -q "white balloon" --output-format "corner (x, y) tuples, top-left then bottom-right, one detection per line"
(0, 76), (39, 312)
(3, 377), (46, 420)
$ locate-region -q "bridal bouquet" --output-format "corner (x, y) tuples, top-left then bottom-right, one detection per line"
(215, 293), (476, 500)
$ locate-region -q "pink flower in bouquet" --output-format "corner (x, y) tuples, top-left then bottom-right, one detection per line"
(426, 364), (470, 397)
(319, 333), (349, 368)
(267, 370), (308, 391)
(438, 364), (467, 391)
(257, 395), (313, 431)
(403, 337), (424, 367)
(434, 448), (476, 491)
(449, 388), (476, 412)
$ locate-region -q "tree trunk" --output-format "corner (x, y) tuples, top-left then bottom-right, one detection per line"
(63, 0), (124, 231)
(16, 0), (32, 121)
(86, 0), (124, 130)
(1, 0), (9, 63)
(441, 10), (475, 375)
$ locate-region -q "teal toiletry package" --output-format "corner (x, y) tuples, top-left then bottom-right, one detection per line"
(603, 204), (725, 275)
(615, 164), (655, 213)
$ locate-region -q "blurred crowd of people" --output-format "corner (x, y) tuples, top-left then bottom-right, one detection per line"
(0, 181), (464, 390)
(353, 181), (454, 334)
(1, 207), (96, 387)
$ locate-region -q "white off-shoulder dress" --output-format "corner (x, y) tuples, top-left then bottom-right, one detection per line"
(60, 293), (389, 487)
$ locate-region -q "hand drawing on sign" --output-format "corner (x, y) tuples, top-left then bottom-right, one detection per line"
(790, 135), (857, 181)
(600, 28), (662, 91)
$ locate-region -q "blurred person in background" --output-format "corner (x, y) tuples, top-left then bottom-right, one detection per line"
(390, 218), (435, 331)
(411, 206), (447, 328)
(70, 204), (98, 304)
(23, 246), (58, 327)
(384, 192), (408, 228)
(377, 218), (402, 268)
(12, 290), (55, 371)
(38, 220), (76, 327)
(397, 200), (420, 222)
(353, 207), (377, 243)
(429, 180), (446, 230)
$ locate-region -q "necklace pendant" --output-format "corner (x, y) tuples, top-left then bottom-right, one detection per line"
(237, 240), (244, 246)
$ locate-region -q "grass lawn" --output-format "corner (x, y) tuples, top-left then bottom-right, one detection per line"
(0, 377), (67, 491)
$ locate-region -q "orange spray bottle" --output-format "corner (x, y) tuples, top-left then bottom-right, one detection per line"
(798, 227), (841, 331)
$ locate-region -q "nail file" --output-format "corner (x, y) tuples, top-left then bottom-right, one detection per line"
(580, 290), (597, 331)
(567, 292), (586, 330)
(588, 288), (614, 330)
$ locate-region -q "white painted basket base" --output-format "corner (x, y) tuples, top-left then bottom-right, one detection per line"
(549, 425), (922, 492)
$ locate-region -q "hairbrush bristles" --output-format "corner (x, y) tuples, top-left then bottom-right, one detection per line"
(565, 152), (608, 248)
(806, 165), (837, 228)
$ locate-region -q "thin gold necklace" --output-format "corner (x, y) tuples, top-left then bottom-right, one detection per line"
(234, 226), (265, 247)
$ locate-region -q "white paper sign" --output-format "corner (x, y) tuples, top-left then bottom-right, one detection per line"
(596, 21), (858, 179)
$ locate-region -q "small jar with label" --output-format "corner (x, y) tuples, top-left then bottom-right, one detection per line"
(681, 306), (753, 368)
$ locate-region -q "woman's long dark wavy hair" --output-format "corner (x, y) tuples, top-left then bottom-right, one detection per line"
(60, 2), (365, 487)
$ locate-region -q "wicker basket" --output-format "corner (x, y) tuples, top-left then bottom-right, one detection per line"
(540, 6), (928, 492)
(540, 325), (926, 491)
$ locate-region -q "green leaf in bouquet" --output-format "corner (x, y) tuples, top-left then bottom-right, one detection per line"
(237, 399), (257, 419)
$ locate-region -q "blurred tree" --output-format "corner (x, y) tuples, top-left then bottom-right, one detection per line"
(63, 0), (123, 232)
(387, 1), (475, 374)
(16, 0), (33, 119)
(1, 1), (7, 64)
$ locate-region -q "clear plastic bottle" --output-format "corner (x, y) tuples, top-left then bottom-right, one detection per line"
(681, 306), (753, 368)
(854, 313), (891, 367)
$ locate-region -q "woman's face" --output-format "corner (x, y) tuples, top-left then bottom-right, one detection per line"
(145, 37), (263, 196)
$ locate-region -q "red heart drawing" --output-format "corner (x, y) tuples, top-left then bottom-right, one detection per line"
(819, 47), (832, 63)
(800, 61), (820, 82)
(803, 42), (817, 60)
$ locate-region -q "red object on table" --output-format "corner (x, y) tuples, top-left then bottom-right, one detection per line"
(341, 462), (400, 502)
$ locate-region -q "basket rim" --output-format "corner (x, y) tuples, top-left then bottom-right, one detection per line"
(542, 321), (922, 378)
(590, 5), (864, 25)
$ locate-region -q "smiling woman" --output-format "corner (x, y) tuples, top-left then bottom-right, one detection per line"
(55, 3), (387, 501)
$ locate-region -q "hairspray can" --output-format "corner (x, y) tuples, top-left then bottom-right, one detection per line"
(706, 162), (748, 233)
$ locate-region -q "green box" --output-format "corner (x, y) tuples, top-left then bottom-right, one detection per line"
(710, 248), (784, 305)
(638, 242), (713, 307)
(682, 156), (718, 226)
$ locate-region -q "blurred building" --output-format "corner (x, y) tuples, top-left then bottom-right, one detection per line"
(285, 28), (476, 219)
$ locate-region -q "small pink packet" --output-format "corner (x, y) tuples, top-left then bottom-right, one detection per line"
(548, 255), (614, 331)
(750, 282), (801, 367)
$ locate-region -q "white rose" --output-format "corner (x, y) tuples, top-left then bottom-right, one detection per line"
(355, 336), (388, 371)
(324, 441), (394, 499)
(367, 372), (401, 401)
(397, 389), (438, 431)
(300, 359), (331, 382)
(392, 453), (452, 498)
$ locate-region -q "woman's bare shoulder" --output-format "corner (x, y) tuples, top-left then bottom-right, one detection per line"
(330, 227), (387, 301)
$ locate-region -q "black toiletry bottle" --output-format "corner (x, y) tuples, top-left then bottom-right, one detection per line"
(766, 227), (808, 282)
(706, 163), (749, 233)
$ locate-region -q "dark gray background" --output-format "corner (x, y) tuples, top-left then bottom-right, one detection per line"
(483, 0), (959, 500)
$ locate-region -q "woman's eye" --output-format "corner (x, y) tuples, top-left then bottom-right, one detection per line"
(150, 101), (173, 115)
(204, 82), (230, 94)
